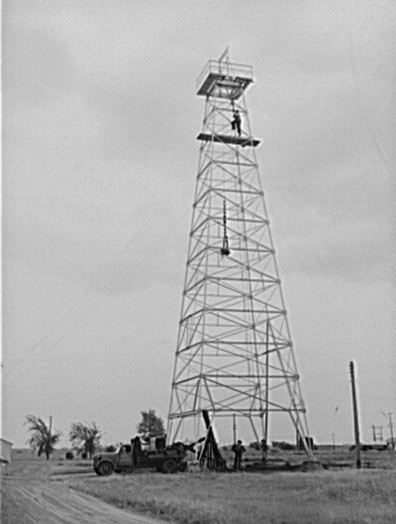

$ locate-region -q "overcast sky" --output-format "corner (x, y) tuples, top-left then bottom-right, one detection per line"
(2, 0), (395, 448)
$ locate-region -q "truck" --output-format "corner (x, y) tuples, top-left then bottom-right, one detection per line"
(93, 436), (188, 476)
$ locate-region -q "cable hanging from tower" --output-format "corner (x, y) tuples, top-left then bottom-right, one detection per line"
(221, 199), (230, 256)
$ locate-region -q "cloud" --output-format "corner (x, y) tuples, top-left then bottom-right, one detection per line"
(281, 218), (393, 281)
(3, 0), (395, 448)
(267, 156), (393, 282)
(3, 25), (75, 108)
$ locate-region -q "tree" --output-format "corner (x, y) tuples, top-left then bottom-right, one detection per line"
(25, 415), (61, 460)
(137, 409), (165, 440)
(69, 422), (102, 459)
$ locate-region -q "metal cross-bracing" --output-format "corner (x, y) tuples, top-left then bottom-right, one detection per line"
(168, 54), (314, 460)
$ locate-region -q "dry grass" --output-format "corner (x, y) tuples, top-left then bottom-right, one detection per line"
(3, 449), (396, 524)
(72, 467), (396, 524)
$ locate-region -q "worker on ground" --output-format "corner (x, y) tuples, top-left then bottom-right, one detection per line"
(131, 436), (142, 468)
(260, 438), (268, 464)
(231, 109), (242, 136)
(232, 439), (245, 471)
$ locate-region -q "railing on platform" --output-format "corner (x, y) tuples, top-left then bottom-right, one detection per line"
(196, 60), (253, 92)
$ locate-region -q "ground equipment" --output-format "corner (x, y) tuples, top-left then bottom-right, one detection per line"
(93, 436), (187, 476)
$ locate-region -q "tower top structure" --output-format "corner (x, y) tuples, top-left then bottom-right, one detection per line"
(196, 50), (254, 100)
(196, 50), (260, 148)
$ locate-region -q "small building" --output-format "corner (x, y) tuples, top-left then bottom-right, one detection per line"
(0, 438), (13, 464)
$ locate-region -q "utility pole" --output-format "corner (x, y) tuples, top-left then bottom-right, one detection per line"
(349, 361), (361, 469)
(384, 412), (395, 451)
(232, 414), (237, 444)
(390, 413), (395, 451)
(47, 415), (53, 461)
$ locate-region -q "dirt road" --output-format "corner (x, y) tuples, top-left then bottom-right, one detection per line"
(1, 457), (164, 524)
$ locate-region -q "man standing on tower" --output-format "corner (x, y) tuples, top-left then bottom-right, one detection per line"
(231, 109), (242, 136)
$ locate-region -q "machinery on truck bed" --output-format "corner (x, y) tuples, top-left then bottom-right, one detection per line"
(94, 411), (226, 476)
(93, 436), (188, 476)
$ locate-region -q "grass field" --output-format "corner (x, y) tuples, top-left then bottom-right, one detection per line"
(71, 448), (396, 524)
(73, 468), (396, 524)
(3, 448), (396, 524)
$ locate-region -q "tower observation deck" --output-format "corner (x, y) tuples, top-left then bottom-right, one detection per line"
(196, 57), (260, 148)
(196, 60), (253, 99)
(168, 51), (313, 461)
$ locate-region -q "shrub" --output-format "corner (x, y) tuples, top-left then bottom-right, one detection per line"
(272, 441), (295, 450)
(65, 451), (74, 460)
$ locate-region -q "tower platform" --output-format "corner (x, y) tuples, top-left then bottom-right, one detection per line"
(197, 132), (260, 147)
(197, 60), (253, 99)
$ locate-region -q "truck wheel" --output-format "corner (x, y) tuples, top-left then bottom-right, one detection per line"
(162, 459), (178, 474)
(97, 461), (114, 476)
(178, 461), (188, 472)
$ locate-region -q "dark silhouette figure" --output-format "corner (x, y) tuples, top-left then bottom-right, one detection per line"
(232, 440), (245, 471)
(231, 110), (242, 136)
(131, 436), (142, 467)
(261, 438), (268, 464)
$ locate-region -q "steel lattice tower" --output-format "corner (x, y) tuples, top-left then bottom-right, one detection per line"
(168, 52), (313, 458)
